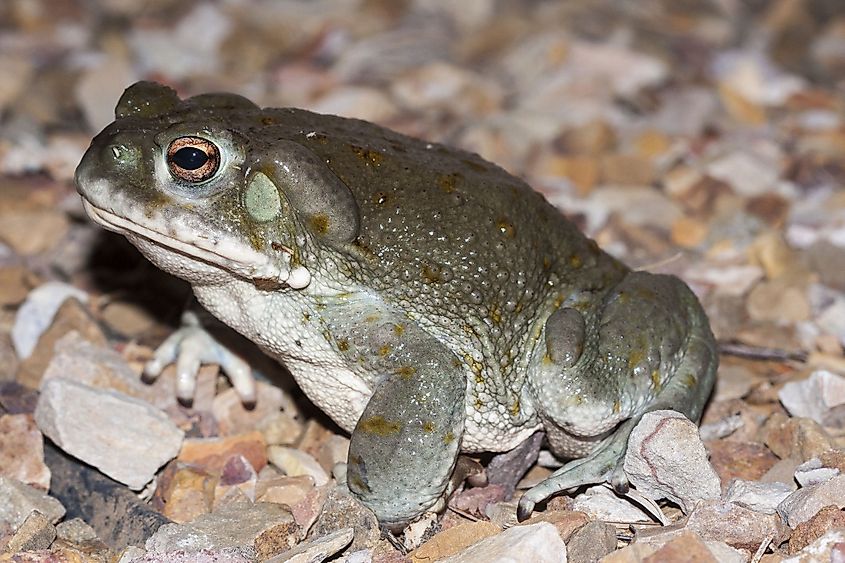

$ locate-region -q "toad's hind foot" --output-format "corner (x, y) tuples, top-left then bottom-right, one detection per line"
(516, 417), (635, 522)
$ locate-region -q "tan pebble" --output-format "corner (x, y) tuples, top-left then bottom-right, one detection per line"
(178, 431), (267, 475)
(410, 520), (501, 563)
(671, 216), (709, 248)
(601, 153), (656, 186)
(633, 129), (672, 158)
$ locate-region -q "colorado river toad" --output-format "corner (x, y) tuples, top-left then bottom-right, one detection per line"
(75, 82), (717, 529)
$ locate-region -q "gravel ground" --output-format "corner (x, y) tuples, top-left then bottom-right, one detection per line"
(1, 1), (845, 561)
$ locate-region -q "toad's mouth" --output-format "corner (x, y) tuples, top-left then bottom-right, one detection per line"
(81, 198), (312, 289)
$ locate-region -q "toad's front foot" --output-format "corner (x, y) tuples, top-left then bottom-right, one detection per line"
(145, 311), (256, 404)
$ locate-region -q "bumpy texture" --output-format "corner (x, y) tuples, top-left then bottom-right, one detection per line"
(75, 82), (718, 528)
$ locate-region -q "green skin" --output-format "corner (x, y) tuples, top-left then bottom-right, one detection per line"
(75, 82), (718, 529)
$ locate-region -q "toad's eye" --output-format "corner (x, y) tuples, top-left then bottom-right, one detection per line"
(166, 136), (220, 183)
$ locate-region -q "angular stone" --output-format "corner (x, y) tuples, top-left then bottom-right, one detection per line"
(794, 458), (839, 487)
(267, 446), (329, 486)
(178, 431), (267, 476)
(686, 499), (787, 551)
(266, 527), (354, 563)
(724, 479), (794, 514)
(761, 413), (834, 461)
(258, 410), (303, 447)
(39, 331), (158, 403)
(35, 378), (184, 490)
(55, 518), (98, 543)
(11, 283), (89, 361)
(153, 462), (216, 524)
(566, 521), (616, 563)
(571, 485), (651, 523)
(0, 413), (50, 489)
(787, 505), (845, 554)
(5, 510), (56, 552)
(212, 382), (287, 436)
(439, 522), (566, 563)
(146, 495), (298, 555)
(15, 300), (106, 390)
(411, 521), (501, 563)
(707, 439), (780, 486)
(782, 529), (845, 562)
(0, 475), (65, 528)
(777, 475), (845, 527)
(520, 510), (589, 543)
(779, 370), (845, 429)
(624, 410), (721, 513)
(642, 530), (719, 563)
(308, 486), (379, 554)
(213, 455), (258, 508)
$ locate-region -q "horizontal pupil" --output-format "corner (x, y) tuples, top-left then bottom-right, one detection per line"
(172, 147), (209, 170)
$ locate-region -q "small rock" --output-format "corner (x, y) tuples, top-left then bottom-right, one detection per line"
(268, 446), (330, 486)
(0, 413), (50, 489)
(777, 474), (845, 527)
(787, 505), (845, 554)
(761, 413), (834, 461)
(11, 282), (88, 360)
(146, 495), (298, 555)
(747, 278), (811, 323)
(571, 485), (652, 523)
(178, 431), (268, 476)
(308, 486), (380, 554)
(5, 510), (56, 552)
(486, 431), (543, 499)
(794, 458), (840, 487)
(55, 517), (98, 543)
(439, 522), (566, 563)
(213, 382), (287, 436)
(449, 484), (507, 518)
(0, 265), (31, 307)
(316, 434), (350, 475)
(266, 527), (354, 563)
(624, 410), (721, 513)
(128, 3), (231, 81)
(779, 370), (845, 428)
(782, 529), (845, 562)
(390, 62), (503, 117)
(724, 479), (794, 514)
(520, 510), (589, 543)
(707, 150), (780, 197)
(153, 462), (215, 523)
(40, 331), (159, 404)
(125, 547), (252, 562)
(0, 381), (38, 414)
(706, 439), (780, 486)
(258, 410), (303, 447)
(0, 475), (65, 528)
(599, 542), (659, 562)
(565, 521), (616, 563)
(686, 499), (787, 551)
(411, 521), (501, 563)
(641, 530), (719, 563)
(35, 378), (184, 490)
(402, 513), (438, 551)
(308, 86), (399, 123)
(213, 455), (258, 507)
(601, 153), (656, 186)
(15, 300), (107, 390)
(74, 55), (137, 132)
(0, 208), (69, 256)
(100, 300), (159, 337)
(256, 474), (315, 507)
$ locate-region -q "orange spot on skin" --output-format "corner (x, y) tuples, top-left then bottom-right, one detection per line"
(359, 416), (402, 436)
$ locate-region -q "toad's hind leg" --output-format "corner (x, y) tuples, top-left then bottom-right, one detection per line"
(518, 271), (717, 521)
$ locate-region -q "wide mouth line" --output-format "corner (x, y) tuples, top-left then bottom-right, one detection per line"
(80, 198), (276, 271)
